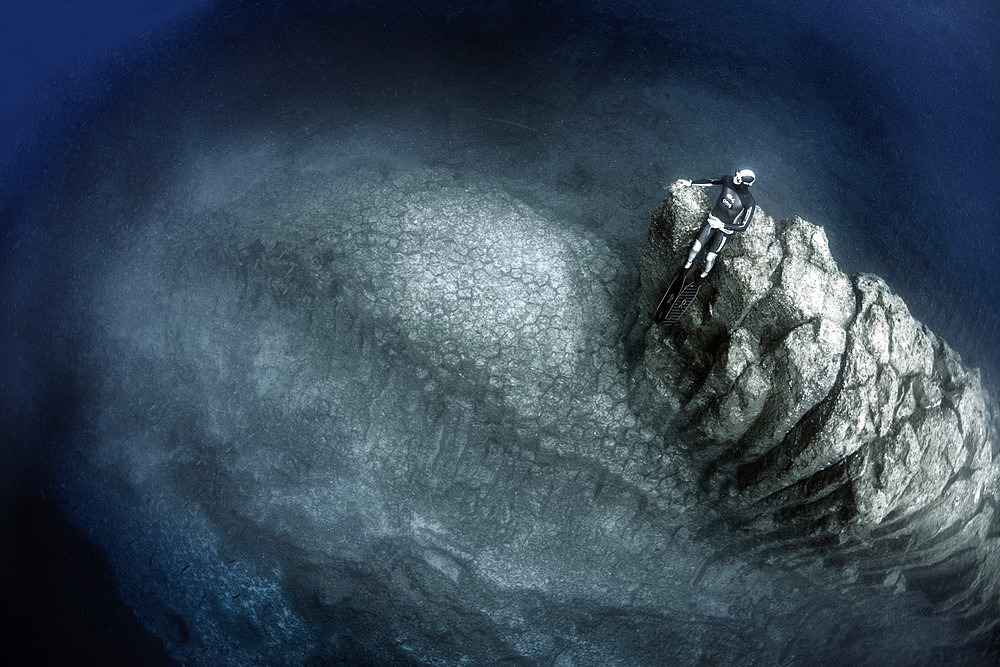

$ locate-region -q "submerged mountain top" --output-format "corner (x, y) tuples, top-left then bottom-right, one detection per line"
(633, 181), (1000, 631)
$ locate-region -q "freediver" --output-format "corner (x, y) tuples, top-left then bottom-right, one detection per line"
(678, 168), (757, 278)
(653, 169), (757, 325)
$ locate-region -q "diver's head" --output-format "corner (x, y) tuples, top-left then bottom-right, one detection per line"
(734, 169), (756, 187)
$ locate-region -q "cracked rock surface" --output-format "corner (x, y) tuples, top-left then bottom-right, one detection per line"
(633, 182), (1000, 634)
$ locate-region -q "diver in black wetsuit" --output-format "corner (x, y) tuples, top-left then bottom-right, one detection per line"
(678, 168), (757, 277)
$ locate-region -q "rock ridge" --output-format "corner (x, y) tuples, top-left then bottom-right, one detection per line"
(630, 181), (1000, 634)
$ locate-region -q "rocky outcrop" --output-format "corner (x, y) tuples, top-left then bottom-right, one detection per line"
(631, 182), (1000, 625)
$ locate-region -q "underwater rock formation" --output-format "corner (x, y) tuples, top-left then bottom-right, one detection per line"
(632, 182), (1000, 628)
(40, 163), (999, 663)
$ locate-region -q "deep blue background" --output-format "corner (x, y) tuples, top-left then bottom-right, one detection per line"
(0, 0), (210, 185)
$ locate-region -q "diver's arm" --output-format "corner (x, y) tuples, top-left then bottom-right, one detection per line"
(677, 177), (724, 187)
(725, 202), (755, 232)
(692, 177), (724, 187)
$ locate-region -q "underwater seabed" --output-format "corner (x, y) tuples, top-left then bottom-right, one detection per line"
(4, 4), (998, 665)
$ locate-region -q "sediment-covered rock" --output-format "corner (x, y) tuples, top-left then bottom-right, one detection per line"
(632, 181), (1000, 627)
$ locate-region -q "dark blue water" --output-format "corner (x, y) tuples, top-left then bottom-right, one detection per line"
(3, 1), (999, 663)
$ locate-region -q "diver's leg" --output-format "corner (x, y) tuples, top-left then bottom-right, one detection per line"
(701, 232), (729, 278)
(685, 222), (714, 269)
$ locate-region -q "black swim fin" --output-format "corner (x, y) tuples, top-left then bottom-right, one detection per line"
(653, 265), (694, 323)
(657, 272), (703, 327)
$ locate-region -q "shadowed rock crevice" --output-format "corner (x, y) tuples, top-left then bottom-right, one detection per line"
(733, 276), (864, 496)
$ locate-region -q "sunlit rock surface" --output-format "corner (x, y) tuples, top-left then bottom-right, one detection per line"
(633, 182), (1000, 632)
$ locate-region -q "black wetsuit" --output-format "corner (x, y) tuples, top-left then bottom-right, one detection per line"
(686, 175), (756, 276)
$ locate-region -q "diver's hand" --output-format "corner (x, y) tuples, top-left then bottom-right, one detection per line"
(677, 178), (692, 187)
(708, 217), (725, 230)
